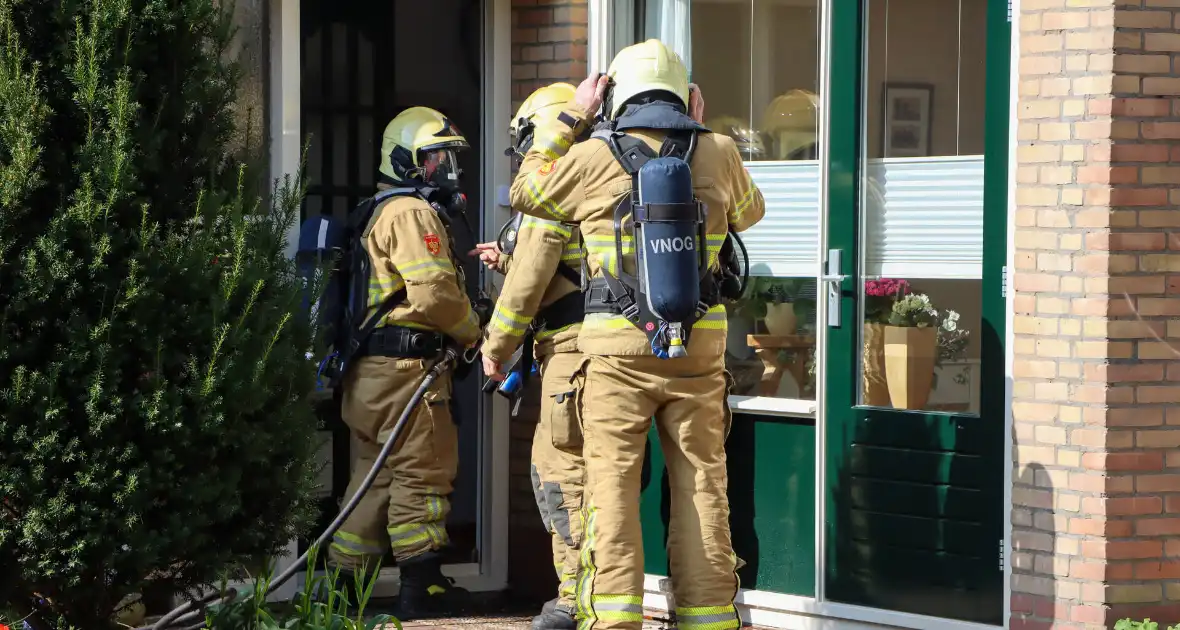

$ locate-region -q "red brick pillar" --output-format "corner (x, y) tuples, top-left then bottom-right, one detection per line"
(1013, 0), (1180, 628)
(506, 0), (588, 601)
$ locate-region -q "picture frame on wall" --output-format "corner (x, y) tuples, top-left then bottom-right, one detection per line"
(882, 82), (933, 158)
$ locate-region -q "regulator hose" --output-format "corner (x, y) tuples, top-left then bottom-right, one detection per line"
(143, 345), (465, 630)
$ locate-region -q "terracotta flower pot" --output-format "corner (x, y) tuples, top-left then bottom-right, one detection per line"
(883, 325), (938, 410)
(763, 302), (798, 336)
(862, 322), (892, 407)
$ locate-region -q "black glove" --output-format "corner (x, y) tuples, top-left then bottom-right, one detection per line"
(473, 297), (494, 329)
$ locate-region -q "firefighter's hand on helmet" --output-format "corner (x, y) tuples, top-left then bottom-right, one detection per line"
(689, 83), (705, 124)
(473, 297), (494, 329)
(575, 73), (611, 117)
(469, 241), (505, 273)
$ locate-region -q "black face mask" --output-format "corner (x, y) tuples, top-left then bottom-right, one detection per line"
(423, 148), (463, 194)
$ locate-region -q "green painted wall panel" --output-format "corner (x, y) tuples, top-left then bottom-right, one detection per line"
(640, 413), (816, 597)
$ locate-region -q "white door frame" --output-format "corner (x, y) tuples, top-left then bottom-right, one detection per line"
(251, 0), (512, 601)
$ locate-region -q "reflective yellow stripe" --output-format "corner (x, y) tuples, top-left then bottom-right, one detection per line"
(534, 132), (573, 159)
(521, 215), (574, 239)
(592, 594), (644, 623)
(367, 275), (407, 308)
(398, 257), (454, 279)
(525, 172), (571, 220)
(535, 322), (578, 341)
(387, 524), (433, 550)
(584, 235), (634, 277)
(582, 305), (727, 332)
(491, 305), (531, 336)
(561, 242), (584, 264)
(576, 502), (599, 627)
(706, 234), (726, 268)
(330, 531), (385, 556)
(676, 605), (740, 630)
(733, 174), (756, 221)
(694, 305), (728, 330)
(387, 496), (450, 551)
(444, 306), (479, 338)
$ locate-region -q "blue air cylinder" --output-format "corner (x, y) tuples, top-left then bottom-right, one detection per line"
(635, 157), (701, 326)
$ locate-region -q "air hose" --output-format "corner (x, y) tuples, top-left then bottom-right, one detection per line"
(141, 345), (465, 630)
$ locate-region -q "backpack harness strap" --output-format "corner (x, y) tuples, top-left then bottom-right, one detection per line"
(585, 129), (719, 329)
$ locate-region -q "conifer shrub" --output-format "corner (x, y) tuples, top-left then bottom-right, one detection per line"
(0, 0), (320, 627)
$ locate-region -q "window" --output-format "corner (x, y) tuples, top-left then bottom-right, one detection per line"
(638, 0), (823, 402)
(857, 0), (986, 413)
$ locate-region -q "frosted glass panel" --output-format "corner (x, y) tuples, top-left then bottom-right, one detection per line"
(864, 156), (984, 280)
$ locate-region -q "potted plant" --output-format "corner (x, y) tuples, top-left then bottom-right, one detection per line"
(734, 277), (806, 336)
(862, 278), (911, 406)
(883, 293), (943, 410)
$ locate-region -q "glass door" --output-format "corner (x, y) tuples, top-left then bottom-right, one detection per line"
(821, 0), (1009, 621)
(614, 0), (826, 600)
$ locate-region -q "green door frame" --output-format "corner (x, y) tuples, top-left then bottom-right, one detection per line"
(821, 0), (1011, 622)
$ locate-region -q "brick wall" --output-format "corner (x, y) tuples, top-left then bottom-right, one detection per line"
(1013, 1), (1180, 627)
(511, 0), (588, 112)
(506, 0), (588, 602)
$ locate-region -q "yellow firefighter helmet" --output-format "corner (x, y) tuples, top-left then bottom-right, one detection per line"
(379, 106), (469, 182)
(707, 115), (767, 161)
(510, 82), (577, 139)
(761, 90), (820, 160)
(605, 39), (690, 119)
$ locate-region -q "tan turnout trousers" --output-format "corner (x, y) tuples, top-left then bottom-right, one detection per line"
(532, 350), (588, 610)
(574, 354), (738, 630)
(327, 357), (459, 568)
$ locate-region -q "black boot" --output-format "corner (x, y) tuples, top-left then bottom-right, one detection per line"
(532, 602), (576, 630)
(395, 551), (469, 621)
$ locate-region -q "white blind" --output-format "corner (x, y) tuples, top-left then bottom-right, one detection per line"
(741, 161), (821, 277)
(864, 156), (984, 280)
(734, 156), (984, 280)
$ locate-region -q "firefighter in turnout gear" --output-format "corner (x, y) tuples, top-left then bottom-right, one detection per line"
(508, 40), (766, 630)
(477, 82), (589, 630)
(327, 106), (481, 620)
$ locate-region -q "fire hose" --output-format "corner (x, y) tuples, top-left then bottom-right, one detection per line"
(140, 343), (470, 630)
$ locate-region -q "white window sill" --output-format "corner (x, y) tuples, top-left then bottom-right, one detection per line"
(728, 395), (816, 419)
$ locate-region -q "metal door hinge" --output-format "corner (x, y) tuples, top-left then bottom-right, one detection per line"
(1006, 0), (1013, 22)
(1001, 266), (1008, 298)
(999, 539), (1005, 571)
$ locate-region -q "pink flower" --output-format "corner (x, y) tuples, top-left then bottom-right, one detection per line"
(865, 278), (911, 298)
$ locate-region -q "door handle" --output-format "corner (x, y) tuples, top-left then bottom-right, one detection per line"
(825, 249), (845, 328)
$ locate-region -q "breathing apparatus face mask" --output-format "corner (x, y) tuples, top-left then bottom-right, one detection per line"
(421, 148), (468, 218)
(505, 122), (535, 171)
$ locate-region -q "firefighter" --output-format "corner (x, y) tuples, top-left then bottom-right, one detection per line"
(327, 106), (482, 620)
(508, 40), (766, 630)
(477, 82), (589, 630)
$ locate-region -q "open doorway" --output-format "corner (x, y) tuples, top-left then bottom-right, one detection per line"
(298, 0), (487, 571)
